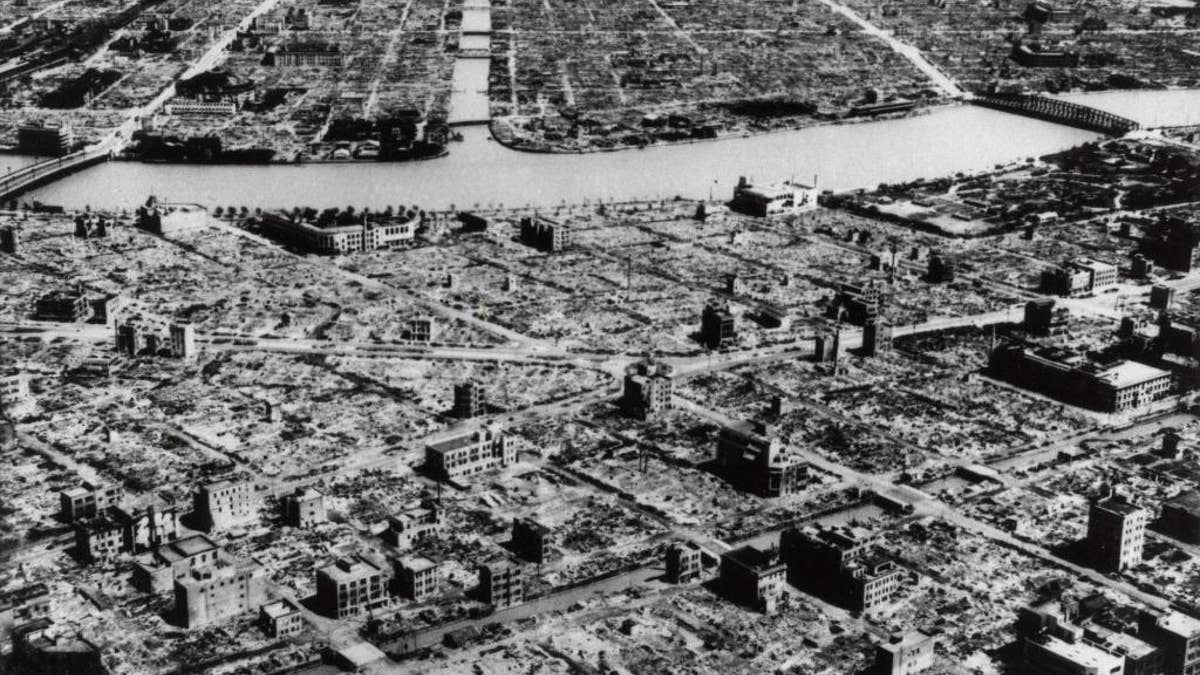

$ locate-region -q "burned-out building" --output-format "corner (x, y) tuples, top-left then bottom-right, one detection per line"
(479, 558), (526, 609)
(621, 359), (674, 419)
(382, 504), (443, 549)
(452, 380), (488, 419)
(666, 541), (704, 583)
(315, 556), (388, 619)
(193, 479), (256, 532)
(718, 544), (787, 614)
(1140, 215), (1200, 272)
(827, 281), (881, 326)
(519, 215), (571, 252)
(512, 517), (553, 564)
(988, 344), (1171, 413)
(700, 302), (737, 349)
(715, 422), (807, 498)
(781, 525), (905, 613)
(1086, 491), (1147, 573)
(1160, 490), (1200, 545)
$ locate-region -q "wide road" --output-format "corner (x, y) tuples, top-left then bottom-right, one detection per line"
(815, 0), (967, 99)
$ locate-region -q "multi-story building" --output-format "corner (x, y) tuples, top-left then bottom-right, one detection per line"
(452, 381), (488, 419)
(169, 323), (195, 360)
(1161, 491), (1200, 545)
(862, 320), (893, 357)
(519, 215), (572, 252)
(395, 557), (440, 601)
(174, 560), (266, 628)
(665, 541), (704, 583)
(74, 515), (123, 562)
(729, 176), (818, 217)
(407, 315), (437, 343)
(382, 505), (443, 549)
(989, 344), (1171, 413)
(132, 534), (223, 593)
(282, 487), (326, 528)
(1151, 285), (1177, 311)
(621, 360), (674, 419)
(715, 423), (807, 498)
(479, 559), (525, 609)
(424, 425), (515, 482)
(35, 289), (90, 322)
(0, 225), (20, 254)
(110, 502), (179, 553)
(700, 302), (737, 349)
(136, 199), (207, 237)
(17, 121), (73, 156)
(315, 556), (388, 619)
(874, 631), (936, 675)
(193, 479), (256, 532)
(1140, 215), (1199, 273)
(1086, 492), (1147, 572)
(59, 482), (122, 523)
(926, 251), (956, 283)
(259, 599), (304, 638)
(1138, 609), (1200, 675)
(1043, 258), (1118, 297)
(258, 212), (415, 254)
(274, 42), (345, 67)
(1019, 607), (1126, 675)
(0, 372), (30, 406)
(718, 544), (787, 614)
(10, 618), (105, 675)
(78, 502), (177, 559)
(0, 583), (51, 629)
(781, 525), (905, 613)
(827, 281), (881, 326)
(512, 518), (553, 564)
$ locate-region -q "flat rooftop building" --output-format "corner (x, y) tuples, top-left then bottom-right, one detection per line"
(315, 556), (388, 619)
(1161, 490), (1200, 545)
(989, 344), (1171, 413)
(479, 558), (526, 609)
(425, 424), (514, 482)
(1086, 492), (1147, 573)
(193, 479), (256, 532)
(718, 544), (786, 614)
(174, 560), (266, 628)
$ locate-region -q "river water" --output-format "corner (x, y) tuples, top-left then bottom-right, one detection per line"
(21, 105), (1101, 211)
(1054, 88), (1200, 127)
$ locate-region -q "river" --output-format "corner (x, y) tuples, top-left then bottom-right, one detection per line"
(20, 105), (1101, 211)
(1054, 88), (1200, 127)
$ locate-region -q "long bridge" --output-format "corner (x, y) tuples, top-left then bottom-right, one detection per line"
(971, 93), (1140, 136)
(0, 144), (115, 206)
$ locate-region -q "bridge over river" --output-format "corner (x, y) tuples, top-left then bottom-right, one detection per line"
(971, 93), (1141, 136)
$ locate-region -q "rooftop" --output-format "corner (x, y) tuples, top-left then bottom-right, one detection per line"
(157, 534), (219, 563)
(320, 556), (384, 583)
(1094, 360), (1170, 388)
(880, 630), (933, 653)
(401, 556), (438, 573)
(260, 599), (300, 619)
(1158, 610), (1200, 637)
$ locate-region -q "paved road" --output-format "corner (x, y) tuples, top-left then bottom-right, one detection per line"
(815, 0), (967, 99)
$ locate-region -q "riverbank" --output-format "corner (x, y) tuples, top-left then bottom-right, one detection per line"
(18, 103), (1103, 211)
(488, 99), (947, 155)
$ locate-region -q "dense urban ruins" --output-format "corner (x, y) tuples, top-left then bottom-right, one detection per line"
(2, 0), (1200, 673)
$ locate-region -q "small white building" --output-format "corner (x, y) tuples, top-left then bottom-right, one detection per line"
(731, 176), (818, 217)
